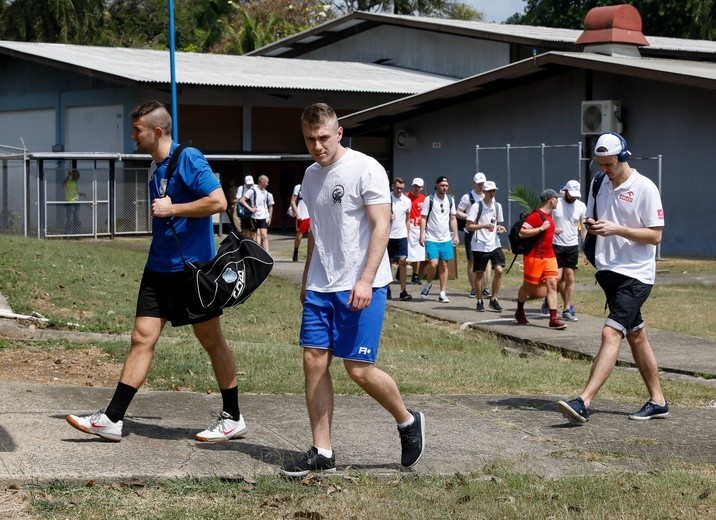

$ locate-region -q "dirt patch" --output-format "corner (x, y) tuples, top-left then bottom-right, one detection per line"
(0, 318), (122, 387)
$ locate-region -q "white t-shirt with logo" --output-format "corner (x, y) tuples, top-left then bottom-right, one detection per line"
(421, 193), (456, 242)
(390, 193), (411, 239)
(552, 197), (587, 247)
(588, 169), (664, 284)
(302, 148), (392, 292)
(467, 199), (503, 253)
(293, 184), (309, 220)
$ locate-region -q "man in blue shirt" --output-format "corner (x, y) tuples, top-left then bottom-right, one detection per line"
(67, 101), (248, 443)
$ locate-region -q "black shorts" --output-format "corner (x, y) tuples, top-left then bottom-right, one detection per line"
(553, 244), (579, 270)
(240, 217), (252, 230)
(250, 218), (268, 230)
(136, 268), (222, 327)
(387, 237), (408, 261)
(595, 270), (652, 337)
(472, 248), (506, 272)
(463, 231), (473, 260)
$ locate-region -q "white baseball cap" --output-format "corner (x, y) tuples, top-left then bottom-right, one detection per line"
(483, 180), (498, 191)
(563, 180), (581, 198)
(594, 133), (625, 156)
(244, 175), (254, 185)
(411, 177), (424, 187)
(473, 172), (486, 184)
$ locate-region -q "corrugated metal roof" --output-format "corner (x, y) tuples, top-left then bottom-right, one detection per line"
(340, 50), (716, 132)
(0, 40), (454, 94)
(251, 12), (716, 59)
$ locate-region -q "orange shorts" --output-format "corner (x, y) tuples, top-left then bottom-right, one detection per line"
(522, 256), (558, 285)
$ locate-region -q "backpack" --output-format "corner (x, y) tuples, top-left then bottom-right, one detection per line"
(505, 210), (547, 273)
(237, 187), (256, 218)
(457, 191), (476, 233)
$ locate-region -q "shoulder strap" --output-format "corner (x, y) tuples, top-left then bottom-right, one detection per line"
(163, 141), (192, 195)
(468, 191), (475, 205)
(163, 141), (192, 266)
(590, 172), (606, 219)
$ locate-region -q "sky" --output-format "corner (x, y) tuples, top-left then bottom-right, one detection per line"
(467, 0), (527, 23)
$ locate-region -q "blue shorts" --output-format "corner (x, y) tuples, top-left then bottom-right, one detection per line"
(425, 240), (454, 261)
(387, 237), (408, 260)
(299, 287), (387, 363)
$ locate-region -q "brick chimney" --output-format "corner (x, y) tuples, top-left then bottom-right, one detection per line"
(576, 4), (649, 57)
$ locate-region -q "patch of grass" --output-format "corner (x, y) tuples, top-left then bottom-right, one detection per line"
(1, 236), (714, 405)
(24, 465), (716, 519)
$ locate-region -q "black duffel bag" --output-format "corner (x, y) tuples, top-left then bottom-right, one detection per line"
(163, 142), (274, 317)
(183, 229), (274, 316)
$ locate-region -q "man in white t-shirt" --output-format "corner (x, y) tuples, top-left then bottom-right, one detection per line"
(239, 174), (273, 252)
(290, 183), (310, 262)
(558, 132), (668, 425)
(465, 181), (507, 312)
(545, 180), (587, 321)
(456, 172), (487, 298)
(388, 177), (413, 300)
(281, 103), (424, 478)
(419, 175), (459, 303)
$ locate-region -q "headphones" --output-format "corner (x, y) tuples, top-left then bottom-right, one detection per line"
(609, 132), (632, 162)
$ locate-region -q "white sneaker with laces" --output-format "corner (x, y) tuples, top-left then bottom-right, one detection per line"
(438, 291), (450, 303)
(195, 411), (248, 442)
(66, 409), (123, 442)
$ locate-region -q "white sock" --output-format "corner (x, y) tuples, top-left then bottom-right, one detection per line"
(316, 447), (333, 458)
(397, 416), (415, 429)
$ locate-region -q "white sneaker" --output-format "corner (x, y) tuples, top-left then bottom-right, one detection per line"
(195, 411), (248, 442)
(438, 292), (449, 303)
(66, 409), (123, 442)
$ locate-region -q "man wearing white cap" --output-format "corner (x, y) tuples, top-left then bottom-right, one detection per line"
(557, 132), (668, 424)
(545, 179), (587, 321)
(406, 177), (426, 284)
(236, 175), (255, 238)
(465, 180), (506, 312)
(456, 172), (487, 298)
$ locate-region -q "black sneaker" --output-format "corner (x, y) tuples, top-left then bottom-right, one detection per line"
(482, 288), (491, 298)
(475, 299), (485, 312)
(629, 400), (669, 421)
(399, 290), (413, 301)
(398, 410), (425, 468)
(280, 446), (336, 477)
(488, 299), (502, 312)
(292, 249), (299, 262)
(557, 397), (589, 424)
(411, 274), (422, 285)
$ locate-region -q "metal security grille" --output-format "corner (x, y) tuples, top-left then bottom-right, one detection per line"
(1, 151), (311, 240)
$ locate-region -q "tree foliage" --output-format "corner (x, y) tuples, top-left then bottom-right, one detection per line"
(333, 0), (482, 20)
(506, 0), (714, 40)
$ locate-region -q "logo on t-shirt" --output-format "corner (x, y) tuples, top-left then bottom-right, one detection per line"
(619, 190), (635, 203)
(657, 209), (664, 220)
(332, 185), (345, 204)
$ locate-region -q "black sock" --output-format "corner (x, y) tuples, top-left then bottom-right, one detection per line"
(221, 386), (240, 420)
(105, 382), (138, 423)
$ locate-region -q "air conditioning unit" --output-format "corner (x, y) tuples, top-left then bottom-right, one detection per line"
(581, 100), (622, 135)
(395, 129), (416, 150)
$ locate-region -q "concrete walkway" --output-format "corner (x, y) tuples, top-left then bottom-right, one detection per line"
(0, 242), (714, 484)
